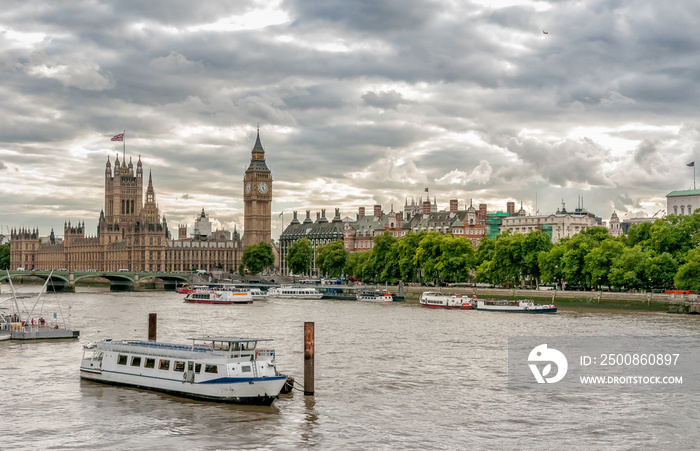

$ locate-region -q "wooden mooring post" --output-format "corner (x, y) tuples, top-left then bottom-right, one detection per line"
(148, 313), (157, 341)
(304, 321), (315, 396)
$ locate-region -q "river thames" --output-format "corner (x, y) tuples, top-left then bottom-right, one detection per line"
(2, 287), (699, 450)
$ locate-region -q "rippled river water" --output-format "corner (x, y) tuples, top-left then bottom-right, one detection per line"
(2, 287), (700, 450)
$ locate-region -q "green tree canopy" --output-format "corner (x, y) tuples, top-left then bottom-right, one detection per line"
(675, 249), (700, 291)
(287, 238), (313, 276)
(316, 240), (348, 278)
(344, 250), (372, 282)
(370, 232), (398, 283)
(241, 242), (275, 275)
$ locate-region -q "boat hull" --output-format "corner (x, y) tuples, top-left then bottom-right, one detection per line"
(184, 299), (253, 305)
(8, 328), (80, 340)
(80, 370), (286, 405)
(421, 304), (473, 310)
(477, 306), (557, 313)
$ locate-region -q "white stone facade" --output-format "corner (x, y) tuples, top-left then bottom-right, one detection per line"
(666, 190), (700, 216)
(501, 213), (602, 243)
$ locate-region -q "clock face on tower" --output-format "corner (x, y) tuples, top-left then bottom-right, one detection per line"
(258, 181), (269, 194)
(245, 182), (251, 194)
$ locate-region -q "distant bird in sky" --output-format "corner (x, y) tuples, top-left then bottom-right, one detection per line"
(543, 30), (548, 34)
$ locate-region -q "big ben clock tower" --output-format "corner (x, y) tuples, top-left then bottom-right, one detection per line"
(243, 128), (272, 248)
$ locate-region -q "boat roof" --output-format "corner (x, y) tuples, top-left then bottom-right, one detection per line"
(187, 337), (273, 343)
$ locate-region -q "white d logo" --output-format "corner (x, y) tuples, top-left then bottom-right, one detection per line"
(528, 344), (568, 384)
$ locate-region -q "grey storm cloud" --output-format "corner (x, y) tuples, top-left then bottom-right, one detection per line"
(1, 0), (699, 238)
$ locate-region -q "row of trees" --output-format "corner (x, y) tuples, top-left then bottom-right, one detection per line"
(283, 213), (700, 291)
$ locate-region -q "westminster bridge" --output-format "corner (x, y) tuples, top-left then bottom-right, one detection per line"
(0, 270), (192, 292)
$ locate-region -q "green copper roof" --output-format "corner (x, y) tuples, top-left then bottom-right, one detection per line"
(667, 189), (700, 197)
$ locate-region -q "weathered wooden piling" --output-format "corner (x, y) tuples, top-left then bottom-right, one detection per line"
(148, 313), (157, 341)
(304, 321), (314, 396)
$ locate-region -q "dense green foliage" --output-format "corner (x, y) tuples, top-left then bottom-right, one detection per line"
(0, 244), (9, 270)
(241, 242), (275, 275)
(287, 238), (313, 276)
(315, 240), (348, 278)
(338, 213), (700, 291)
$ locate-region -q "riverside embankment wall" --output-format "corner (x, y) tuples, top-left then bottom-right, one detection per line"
(393, 286), (700, 313)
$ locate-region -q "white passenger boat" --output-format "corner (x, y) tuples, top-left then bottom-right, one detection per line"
(476, 298), (557, 313)
(184, 289), (253, 304)
(267, 285), (323, 299)
(419, 292), (473, 309)
(220, 285), (269, 300)
(0, 332), (11, 341)
(356, 290), (393, 302)
(80, 337), (288, 405)
(244, 288), (269, 299)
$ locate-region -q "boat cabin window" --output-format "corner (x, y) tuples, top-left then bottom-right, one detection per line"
(195, 363), (202, 373)
(130, 356), (142, 367)
(241, 365), (251, 373)
(144, 358), (156, 369)
(213, 341), (230, 351)
(174, 361), (185, 372)
(239, 341), (256, 351)
(159, 359), (170, 370)
(117, 355), (128, 365)
(204, 364), (218, 374)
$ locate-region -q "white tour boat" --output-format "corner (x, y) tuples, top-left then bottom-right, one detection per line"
(476, 298), (557, 313)
(419, 292), (473, 309)
(184, 290), (253, 304)
(220, 285), (269, 300)
(356, 290), (394, 302)
(80, 337), (288, 405)
(0, 332), (11, 341)
(267, 285), (324, 299)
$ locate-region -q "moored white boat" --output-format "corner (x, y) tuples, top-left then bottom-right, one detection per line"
(80, 337), (288, 405)
(0, 332), (11, 341)
(267, 285), (323, 299)
(419, 292), (473, 309)
(184, 290), (253, 304)
(0, 270), (80, 340)
(476, 298), (557, 313)
(356, 290), (393, 302)
(220, 285), (269, 300)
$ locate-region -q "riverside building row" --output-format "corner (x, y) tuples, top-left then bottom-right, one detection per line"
(278, 198), (605, 276)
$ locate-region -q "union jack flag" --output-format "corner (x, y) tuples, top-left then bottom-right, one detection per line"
(111, 133), (124, 141)
(688, 161), (695, 167)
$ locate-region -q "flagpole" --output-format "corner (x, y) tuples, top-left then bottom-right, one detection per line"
(123, 130), (126, 161)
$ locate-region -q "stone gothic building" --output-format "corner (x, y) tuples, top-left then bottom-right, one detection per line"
(10, 132), (272, 272)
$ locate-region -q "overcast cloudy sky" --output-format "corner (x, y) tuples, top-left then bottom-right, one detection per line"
(1, 0), (699, 241)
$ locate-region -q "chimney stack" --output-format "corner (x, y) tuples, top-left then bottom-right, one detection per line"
(449, 199), (458, 213)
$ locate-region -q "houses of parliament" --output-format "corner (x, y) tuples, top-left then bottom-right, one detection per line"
(9, 131), (273, 272)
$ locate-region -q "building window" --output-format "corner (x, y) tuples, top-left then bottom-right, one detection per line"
(681, 206), (685, 215)
(689, 205), (693, 214)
